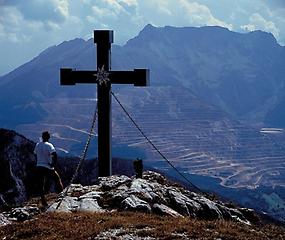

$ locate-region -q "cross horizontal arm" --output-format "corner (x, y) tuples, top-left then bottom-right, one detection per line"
(60, 69), (94, 85)
(111, 69), (149, 86)
(60, 68), (149, 86)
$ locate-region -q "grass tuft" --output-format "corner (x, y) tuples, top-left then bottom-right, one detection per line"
(0, 211), (284, 240)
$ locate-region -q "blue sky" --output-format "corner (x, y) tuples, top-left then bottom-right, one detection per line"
(0, 0), (284, 76)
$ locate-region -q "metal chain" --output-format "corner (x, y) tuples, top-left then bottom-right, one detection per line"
(111, 91), (204, 194)
(55, 101), (98, 210)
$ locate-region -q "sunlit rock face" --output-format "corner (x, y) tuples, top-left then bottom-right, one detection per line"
(48, 171), (257, 225)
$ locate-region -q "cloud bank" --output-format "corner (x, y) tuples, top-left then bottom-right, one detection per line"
(0, 0), (284, 75)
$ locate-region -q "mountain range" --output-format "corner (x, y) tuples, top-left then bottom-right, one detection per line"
(1, 24), (285, 126)
(0, 24), (285, 221)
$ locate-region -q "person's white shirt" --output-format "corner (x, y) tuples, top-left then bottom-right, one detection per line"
(34, 141), (56, 170)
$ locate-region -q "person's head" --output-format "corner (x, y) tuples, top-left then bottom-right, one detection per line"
(42, 131), (50, 142)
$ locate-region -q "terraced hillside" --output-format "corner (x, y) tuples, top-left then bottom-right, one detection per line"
(114, 87), (285, 189)
(16, 86), (285, 190)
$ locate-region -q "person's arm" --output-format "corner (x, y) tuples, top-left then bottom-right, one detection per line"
(34, 154), (37, 164)
(33, 144), (38, 165)
(51, 152), (58, 167)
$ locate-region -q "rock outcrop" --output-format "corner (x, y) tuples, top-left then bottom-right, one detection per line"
(47, 171), (256, 224)
(0, 206), (40, 226)
(0, 213), (11, 226)
(0, 129), (35, 207)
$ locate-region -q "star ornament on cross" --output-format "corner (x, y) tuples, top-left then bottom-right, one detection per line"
(95, 66), (110, 86)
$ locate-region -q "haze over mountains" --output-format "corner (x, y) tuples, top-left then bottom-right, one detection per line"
(0, 24), (285, 221)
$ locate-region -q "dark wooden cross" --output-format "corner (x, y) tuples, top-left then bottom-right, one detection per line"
(60, 30), (149, 177)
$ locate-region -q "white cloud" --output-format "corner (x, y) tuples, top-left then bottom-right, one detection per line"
(241, 13), (280, 38)
(120, 0), (137, 6)
(0, 0), (71, 44)
(91, 5), (117, 19)
(103, 0), (125, 14)
(179, 0), (233, 29)
(0, 6), (28, 42)
(241, 24), (255, 32)
(55, 0), (69, 18)
(0, 0), (69, 23)
(265, 0), (285, 10)
(20, 0), (69, 23)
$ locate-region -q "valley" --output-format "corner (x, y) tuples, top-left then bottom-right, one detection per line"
(16, 87), (285, 189)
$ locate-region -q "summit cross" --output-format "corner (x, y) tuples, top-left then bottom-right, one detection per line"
(60, 30), (150, 177)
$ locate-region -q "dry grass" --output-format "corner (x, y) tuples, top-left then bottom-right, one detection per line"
(1, 211), (284, 240)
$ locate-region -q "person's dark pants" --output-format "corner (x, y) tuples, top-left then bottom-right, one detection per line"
(36, 166), (63, 206)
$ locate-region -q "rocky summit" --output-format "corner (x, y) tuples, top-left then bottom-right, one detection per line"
(2, 172), (285, 240)
(43, 171), (257, 225)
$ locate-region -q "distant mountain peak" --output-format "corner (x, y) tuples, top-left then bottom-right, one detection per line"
(141, 23), (156, 31)
(136, 24), (278, 42)
(248, 29), (278, 45)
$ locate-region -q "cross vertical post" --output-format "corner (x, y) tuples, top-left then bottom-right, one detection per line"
(94, 30), (113, 177)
